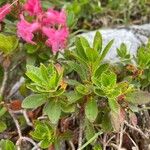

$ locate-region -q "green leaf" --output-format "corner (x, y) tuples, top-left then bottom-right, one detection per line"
(0, 121), (7, 133)
(93, 31), (102, 53)
(66, 91), (83, 103)
(86, 48), (99, 62)
(26, 72), (44, 86)
(85, 121), (96, 142)
(110, 111), (121, 132)
(25, 43), (39, 54)
(93, 144), (102, 150)
(75, 37), (87, 61)
(0, 34), (18, 55)
(76, 84), (89, 95)
(108, 99), (120, 113)
(67, 11), (75, 27)
(100, 40), (114, 62)
(101, 112), (112, 132)
(94, 63), (109, 78)
(40, 64), (49, 82)
(43, 101), (61, 124)
(26, 65), (44, 85)
(40, 138), (52, 149)
(30, 122), (52, 141)
(94, 88), (106, 97)
(61, 103), (75, 113)
(22, 94), (47, 109)
(101, 72), (116, 88)
(117, 43), (128, 58)
(126, 90), (150, 105)
(80, 37), (90, 50)
(85, 98), (98, 122)
(67, 61), (88, 81)
(0, 106), (7, 117)
(0, 139), (16, 150)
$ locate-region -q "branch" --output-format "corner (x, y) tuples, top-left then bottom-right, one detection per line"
(0, 68), (8, 99)
(9, 109), (39, 150)
(69, 141), (75, 150)
(9, 109), (22, 138)
(22, 110), (33, 126)
(78, 117), (84, 149)
(125, 132), (139, 150)
(16, 137), (40, 150)
(124, 121), (149, 139)
(118, 122), (125, 149)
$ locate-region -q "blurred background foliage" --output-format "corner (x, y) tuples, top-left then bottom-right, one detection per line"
(1, 0), (150, 31)
(40, 0), (150, 30)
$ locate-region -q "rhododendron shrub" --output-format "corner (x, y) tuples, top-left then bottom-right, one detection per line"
(17, 0), (69, 54)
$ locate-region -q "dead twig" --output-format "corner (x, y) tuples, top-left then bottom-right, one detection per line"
(125, 132), (139, 150)
(22, 110), (33, 126)
(118, 122), (125, 149)
(11, 109), (33, 127)
(124, 121), (149, 139)
(69, 141), (75, 150)
(0, 68), (8, 98)
(78, 117), (84, 149)
(8, 109), (39, 150)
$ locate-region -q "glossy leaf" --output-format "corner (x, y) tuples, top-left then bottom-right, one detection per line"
(44, 101), (61, 124)
(99, 40), (114, 62)
(0, 121), (7, 133)
(22, 94), (47, 109)
(0, 34), (18, 55)
(85, 98), (98, 122)
(93, 31), (102, 53)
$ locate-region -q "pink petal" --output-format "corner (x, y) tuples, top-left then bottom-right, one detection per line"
(42, 27), (69, 53)
(0, 4), (11, 22)
(24, 0), (42, 16)
(17, 14), (40, 44)
(44, 9), (67, 26)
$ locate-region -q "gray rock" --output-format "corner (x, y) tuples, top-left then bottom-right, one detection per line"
(81, 24), (150, 61)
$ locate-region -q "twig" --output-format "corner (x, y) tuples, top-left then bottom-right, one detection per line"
(0, 69), (8, 98)
(9, 109), (22, 138)
(11, 109), (33, 126)
(78, 117), (84, 149)
(7, 77), (25, 99)
(125, 132), (139, 150)
(109, 143), (118, 150)
(22, 110), (33, 126)
(124, 121), (149, 139)
(9, 109), (39, 150)
(32, 142), (41, 150)
(38, 115), (48, 120)
(103, 135), (116, 150)
(16, 136), (40, 150)
(69, 141), (75, 150)
(77, 131), (102, 150)
(103, 134), (107, 150)
(118, 122), (124, 149)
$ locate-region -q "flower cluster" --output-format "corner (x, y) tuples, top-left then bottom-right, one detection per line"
(0, 4), (11, 22)
(17, 0), (69, 54)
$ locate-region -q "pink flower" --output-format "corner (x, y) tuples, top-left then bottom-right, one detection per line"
(17, 15), (40, 44)
(0, 4), (11, 22)
(42, 27), (69, 54)
(44, 9), (67, 26)
(24, 0), (42, 16)
(17, 1), (69, 54)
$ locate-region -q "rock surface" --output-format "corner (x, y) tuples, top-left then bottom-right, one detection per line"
(81, 24), (150, 61)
